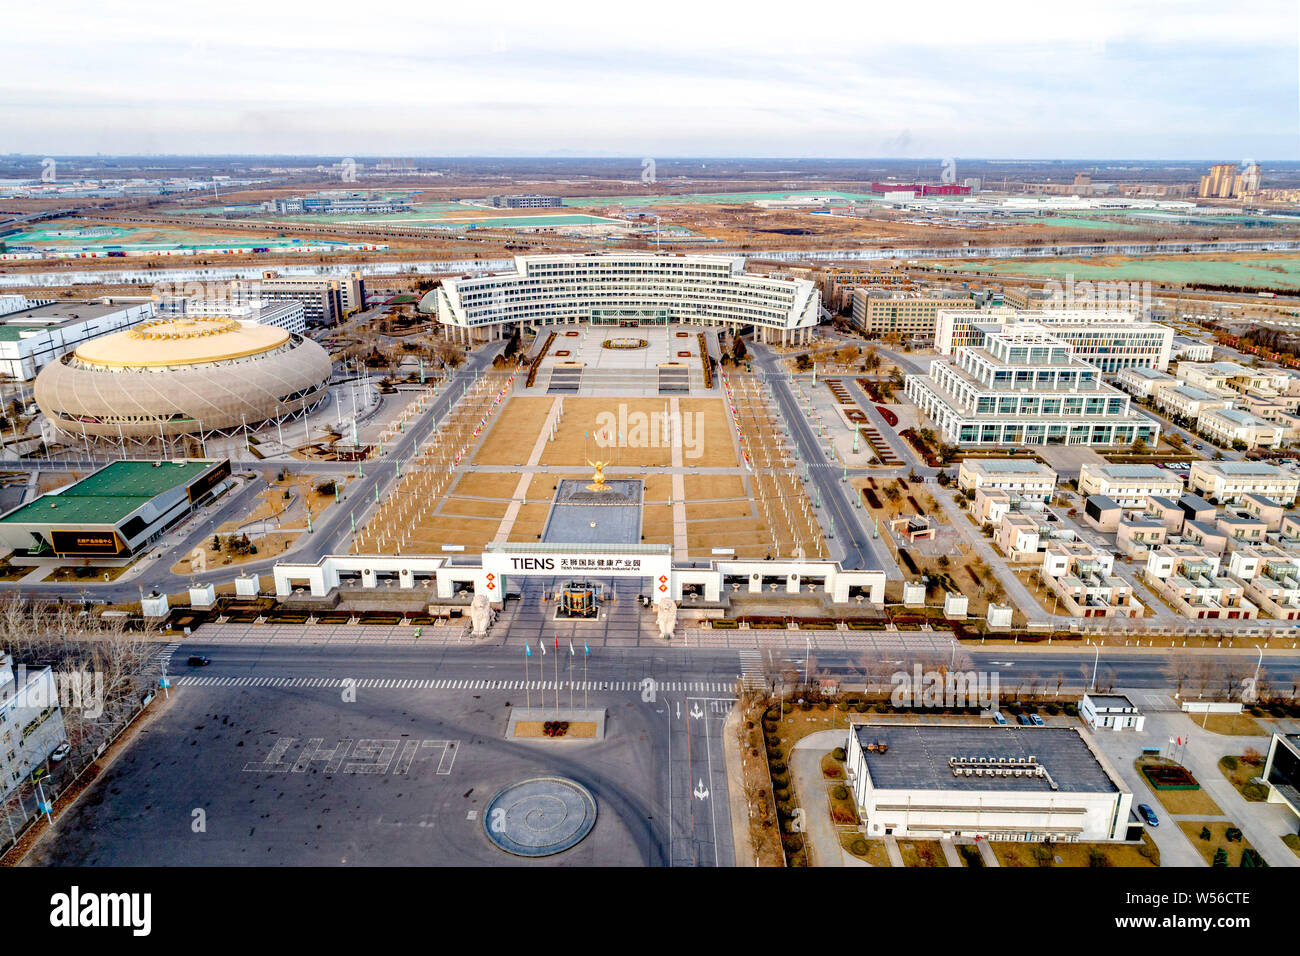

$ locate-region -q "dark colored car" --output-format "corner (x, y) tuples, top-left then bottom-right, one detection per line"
(1017, 713), (1033, 726)
(187, 655), (211, 667)
(1138, 803), (1159, 827)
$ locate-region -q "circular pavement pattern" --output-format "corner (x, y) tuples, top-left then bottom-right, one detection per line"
(483, 777), (598, 857)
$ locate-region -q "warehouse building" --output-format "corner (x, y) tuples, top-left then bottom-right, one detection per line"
(0, 297), (154, 381)
(845, 723), (1134, 842)
(0, 459), (231, 558)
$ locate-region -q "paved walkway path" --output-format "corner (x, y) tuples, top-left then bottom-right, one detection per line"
(669, 396), (688, 559)
(791, 730), (854, 867)
(884, 834), (904, 867)
(977, 838), (1000, 867)
(933, 488), (1058, 625)
(940, 836), (962, 867)
(493, 397), (562, 543)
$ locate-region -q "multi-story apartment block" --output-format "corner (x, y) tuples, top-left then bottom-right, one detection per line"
(851, 290), (977, 341)
(0, 653), (66, 799)
(231, 270), (364, 326)
(487, 194), (565, 208)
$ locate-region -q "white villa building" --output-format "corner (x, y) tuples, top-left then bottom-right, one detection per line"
(1188, 460), (1300, 505)
(1196, 407), (1285, 449)
(1077, 463), (1183, 506)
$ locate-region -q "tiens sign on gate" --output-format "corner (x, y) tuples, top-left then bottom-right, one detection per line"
(481, 551), (670, 580)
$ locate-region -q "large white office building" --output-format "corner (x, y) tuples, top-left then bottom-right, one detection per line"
(905, 325), (1160, 447)
(424, 253), (821, 345)
(934, 308), (1174, 373)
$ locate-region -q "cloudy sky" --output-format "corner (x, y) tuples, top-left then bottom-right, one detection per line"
(2, 0), (1296, 158)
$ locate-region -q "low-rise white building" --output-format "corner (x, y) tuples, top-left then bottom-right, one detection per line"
(0, 298), (154, 381)
(1080, 693), (1146, 731)
(1077, 463), (1183, 507)
(1157, 384), (1233, 421)
(845, 723), (1134, 842)
(1196, 407), (1284, 449)
(1144, 544), (1259, 620)
(957, 458), (1058, 499)
(1227, 544), (1300, 621)
(1188, 460), (1300, 505)
(1040, 540), (1144, 618)
(1115, 366), (1178, 400)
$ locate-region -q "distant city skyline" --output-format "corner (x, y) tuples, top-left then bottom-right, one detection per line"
(3, 0), (1296, 159)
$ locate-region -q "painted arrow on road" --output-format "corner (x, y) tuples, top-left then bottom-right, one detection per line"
(694, 779), (710, 801)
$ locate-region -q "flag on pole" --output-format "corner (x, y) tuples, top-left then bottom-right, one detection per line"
(584, 642), (590, 657)
(525, 643), (531, 657)
(555, 636), (559, 651)
(540, 642), (546, 656)
(569, 640), (575, 656)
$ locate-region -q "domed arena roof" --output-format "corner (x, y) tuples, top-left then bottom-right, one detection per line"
(73, 317), (291, 368)
(35, 318), (333, 439)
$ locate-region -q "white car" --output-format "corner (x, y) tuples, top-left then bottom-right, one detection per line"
(49, 742), (71, 763)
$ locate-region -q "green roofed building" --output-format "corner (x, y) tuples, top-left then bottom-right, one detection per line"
(0, 459), (231, 557)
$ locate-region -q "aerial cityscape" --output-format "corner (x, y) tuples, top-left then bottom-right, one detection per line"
(1, 0), (1296, 936)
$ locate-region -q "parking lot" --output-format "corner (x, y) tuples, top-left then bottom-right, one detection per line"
(24, 680), (710, 866)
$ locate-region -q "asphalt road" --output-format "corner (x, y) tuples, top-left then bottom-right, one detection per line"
(28, 641), (738, 867)
(751, 343), (884, 570)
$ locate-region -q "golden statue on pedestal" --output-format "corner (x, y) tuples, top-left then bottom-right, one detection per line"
(585, 459), (609, 492)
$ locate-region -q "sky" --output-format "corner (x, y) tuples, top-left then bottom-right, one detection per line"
(2, 0), (1297, 159)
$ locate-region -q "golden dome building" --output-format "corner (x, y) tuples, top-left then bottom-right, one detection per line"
(35, 317), (333, 441)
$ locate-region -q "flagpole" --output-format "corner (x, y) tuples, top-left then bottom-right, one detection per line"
(569, 641), (574, 710)
(525, 643), (531, 710)
(584, 642), (589, 710)
(554, 636), (559, 714)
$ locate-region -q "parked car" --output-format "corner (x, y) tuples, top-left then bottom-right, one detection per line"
(1017, 713), (1033, 726)
(1138, 803), (1159, 827)
(187, 655), (211, 667)
(1029, 714), (1044, 726)
(49, 741), (71, 763)
(992, 711), (1007, 725)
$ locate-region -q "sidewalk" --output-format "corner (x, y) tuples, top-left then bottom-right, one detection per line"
(790, 730), (855, 867)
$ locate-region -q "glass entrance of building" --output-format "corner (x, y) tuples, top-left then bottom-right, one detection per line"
(588, 308), (671, 326)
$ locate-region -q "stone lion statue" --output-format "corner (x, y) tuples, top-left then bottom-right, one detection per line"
(469, 592), (492, 636)
(655, 598), (678, 640)
(188, 547), (206, 572)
